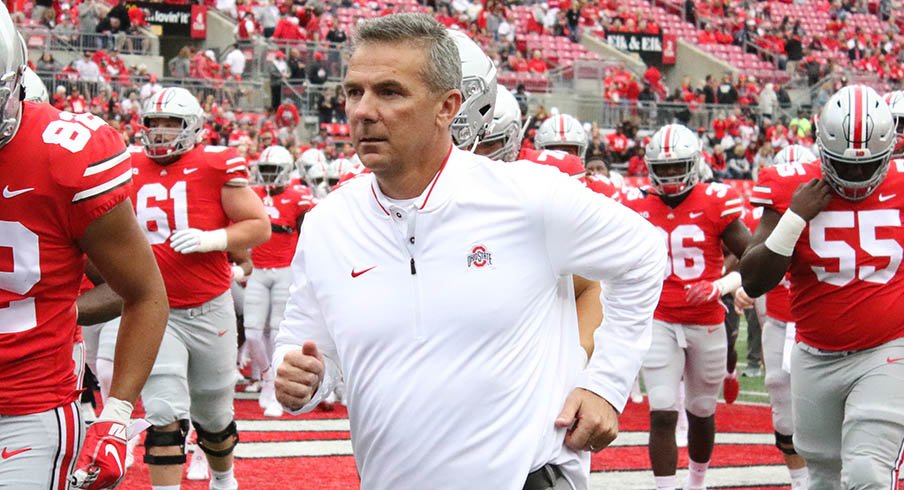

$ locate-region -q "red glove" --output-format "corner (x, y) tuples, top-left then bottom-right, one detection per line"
(70, 398), (132, 490)
(684, 280), (721, 306)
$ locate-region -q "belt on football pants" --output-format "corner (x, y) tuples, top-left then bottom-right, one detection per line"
(523, 464), (566, 490)
(797, 341), (859, 358)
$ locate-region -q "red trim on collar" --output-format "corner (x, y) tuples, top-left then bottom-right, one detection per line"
(419, 144), (453, 210)
(371, 184), (390, 215)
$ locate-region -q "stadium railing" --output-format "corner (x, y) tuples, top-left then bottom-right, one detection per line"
(35, 70), (265, 111)
(18, 24), (160, 56)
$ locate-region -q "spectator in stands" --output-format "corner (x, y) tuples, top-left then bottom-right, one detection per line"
(224, 43), (246, 78)
(287, 48), (306, 80)
(168, 46), (192, 79)
(775, 83), (791, 110)
(75, 51), (102, 94)
(307, 52), (328, 85)
(79, 0), (102, 45)
(507, 51), (529, 72)
(497, 14), (515, 43)
(527, 49), (547, 73)
(325, 19), (347, 46)
(788, 109), (812, 139)
(273, 15), (305, 42)
(237, 11), (258, 42)
(726, 143), (752, 179)
(269, 50), (290, 110)
(52, 14), (79, 48)
(758, 83), (778, 122)
(255, 0), (280, 37)
(627, 146), (648, 176)
(275, 98), (300, 129)
(716, 73), (738, 105)
(35, 51), (60, 88)
(38, 7), (56, 28)
(752, 141), (773, 176)
(32, 0), (53, 22)
(565, 2), (582, 42)
(139, 74), (162, 103)
(697, 23), (718, 44)
(701, 75), (717, 104)
(331, 85), (347, 124)
(68, 87), (88, 113)
(316, 89), (334, 125)
(514, 83), (529, 116)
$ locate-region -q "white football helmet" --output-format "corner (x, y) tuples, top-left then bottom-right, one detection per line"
(0, 3), (26, 149)
(328, 158), (351, 187)
(773, 144), (817, 166)
(645, 124), (701, 196)
(300, 148), (329, 196)
(141, 87), (204, 160)
(884, 90), (904, 156)
(477, 84), (522, 162)
(817, 84), (894, 201)
(22, 67), (48, 103)
(299, 148), (327, 174)
(447, 29), (497, 150)
(252, 145), (294, 187)
(535, 114), (588, 161)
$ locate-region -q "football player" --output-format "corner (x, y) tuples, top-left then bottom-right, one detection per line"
(535, 113), (588, 161)
(741, 84), (904, 489)
(884, 90), (904, 157)
(0, 10), (168, 490)
(298, 148), (330, 198)
(246, 145), (315, 417)
(131, 87), (270, 490)
(736, 143), (816, 489)
(623, 124), (750, 490)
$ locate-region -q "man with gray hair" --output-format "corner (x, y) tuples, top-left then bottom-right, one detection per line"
(274, 13), (666, 490)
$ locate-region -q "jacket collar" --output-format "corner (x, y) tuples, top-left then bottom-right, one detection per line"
(368, 144), (459, 216)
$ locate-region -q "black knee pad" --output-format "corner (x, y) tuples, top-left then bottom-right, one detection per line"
(775, 431), (797, 455)
(143, 419), (190, 465)
(193, 420), (239, 458)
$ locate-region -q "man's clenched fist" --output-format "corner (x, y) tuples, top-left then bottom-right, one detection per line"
(70, 398), (133, 490)
(275, 341), (326, 411)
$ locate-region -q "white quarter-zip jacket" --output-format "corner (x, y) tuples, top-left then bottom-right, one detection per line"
(274, 146), (666, 490)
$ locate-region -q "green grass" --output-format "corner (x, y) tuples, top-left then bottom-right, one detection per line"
(735, 316), (769, 404)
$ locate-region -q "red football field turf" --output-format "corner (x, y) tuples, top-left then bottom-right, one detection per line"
(112, 397), (789, 489)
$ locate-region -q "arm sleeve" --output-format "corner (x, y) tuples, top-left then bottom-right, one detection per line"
(272, 228), (340, 414)
(542, 172), (667, 413)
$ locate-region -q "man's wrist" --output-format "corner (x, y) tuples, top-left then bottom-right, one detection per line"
(97, 397), (133, 427)
(764, 210), (807, 257)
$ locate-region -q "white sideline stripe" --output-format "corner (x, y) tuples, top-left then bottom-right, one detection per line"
(232, 430), (774, 458)
(589, 464), (790, 489)
(237, 419), (351, 432)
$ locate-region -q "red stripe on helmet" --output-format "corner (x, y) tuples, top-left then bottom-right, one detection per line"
(155, 88), (168, 113)
(663, 125), (673, 154)
(558, 116), (565, 141)
(852, 86), (864, 149)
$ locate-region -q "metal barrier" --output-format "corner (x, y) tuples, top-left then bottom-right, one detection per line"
(18, 24), (160, 56)
(263, 40), (347, 82)
(35, 70), (264, 111)
(597, 101), (760, 131)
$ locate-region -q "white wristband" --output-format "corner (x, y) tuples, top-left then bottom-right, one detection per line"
(98, 397), (133, 426)
(713, 271), (742, 296)
(231, 264), (246, 281)
(764, 210), (807, 257)
(203, 228), (229, 252)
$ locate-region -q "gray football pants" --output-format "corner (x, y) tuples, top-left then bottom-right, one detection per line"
(792, 337), (904, 489)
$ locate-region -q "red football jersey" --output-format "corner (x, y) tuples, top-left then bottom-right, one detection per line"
(130, 145), (250, 308)
(750, 161), (904, 350)
(624, 182), (744, 325)
(251, 186), (315, 268)
(741, 204), (792, 322)
(519, 148), (585, 177)
(0, 103), (131, 415)
(582, 174), (622, 202)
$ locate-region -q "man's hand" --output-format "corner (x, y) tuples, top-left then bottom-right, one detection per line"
(684, 280), (721, 306)
(789, 179), (833, 221)
(70, 398), (132, 489)
(169, 228), (228, 254)
(275, 341), (325, 411)
(555, 388), (619, 453)
(733, 287), (755, 314)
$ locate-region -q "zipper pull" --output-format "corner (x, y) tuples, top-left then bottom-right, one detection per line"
(410, 258), (417, 275)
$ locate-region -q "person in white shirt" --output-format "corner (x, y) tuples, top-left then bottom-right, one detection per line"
(224, 44), (246, 78)
(273, 13), (666, 490)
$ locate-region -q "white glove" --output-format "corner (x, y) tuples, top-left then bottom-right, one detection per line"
(169, 228), (228, 254)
